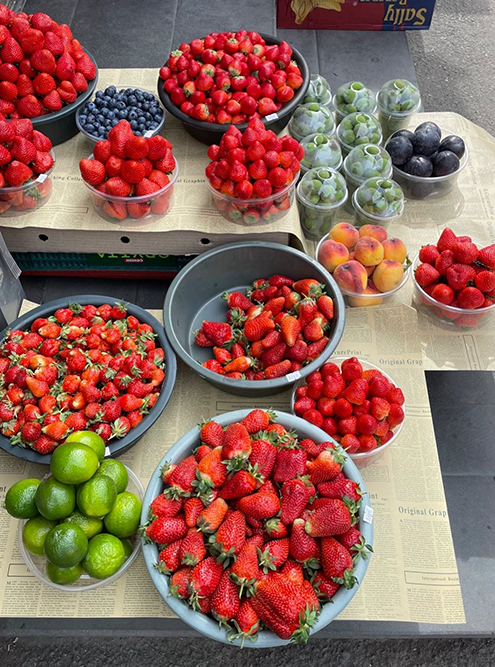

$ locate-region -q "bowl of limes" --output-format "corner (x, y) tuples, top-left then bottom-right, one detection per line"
(4, 433), (144, 591)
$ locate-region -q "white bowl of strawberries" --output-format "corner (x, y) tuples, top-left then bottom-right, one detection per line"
(141, 409), (373, 647)
(413, 228), (495, 329)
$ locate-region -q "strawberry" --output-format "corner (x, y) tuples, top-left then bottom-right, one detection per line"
(237, 489), (280, 519)
(280, 315), (301, 347)
(265, 360), (291, 379)
(219, 467), (261, 499)
(320, 537), (357, 589)
(415, 263), (440, 288)
(475, 270), (495, 293)
(230, 541), (260, 595)
(165, 455), (198, 497)
(2, 36), (24, 64)
(199, 419), (224, 447)
(478, 244), (495, 269)
(446, 263), (476, 291)
(43, 89), (62, 111)
(273, 446), (307, 483)
(457, 286), (485, 309)
(202, 321), (232, 346)
(209, 510), (246, 562)
(170, 566), (193, 599)
(156, 539), (183, 574)
(211, 568), (241, 625)
(25, 376), (49, 398)
(243, 312), (275, 342)
(197, 498), (228, 533)
(4, 160), (33, 186)
(307, 448), (344, 485)
(437, 228), (457, 253)
(222, 423), (252, 469)
(290, 518), (318, 563)
(419, 244), (440, 264)
(241, 409), (274, 434)
(42, 420), (68, 441)
(337, 526), (373, 561)
(305, 500), (353, 537)
(312, 571), (339, 600)
(183, 497), (204, 527)
(248, 437), (277, 479)
(318, 475), (362, 502)
(258, 538), (290, 572)
(264, 518), (288, 539)
(178, 528), (206, 566)
(195, 446), (227, 491)
(79, 158), (105, 185)
(32, 434), (57, 454)
(145, 516), (188, 545)
(453, 240), (478, 264)
(149, 494), (182, 519)
(188, 557), (223, 610)
(20, 421), (42, 443)
(280, 478), (312, 525)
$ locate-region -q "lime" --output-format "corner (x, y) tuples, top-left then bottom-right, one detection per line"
(4, 479), (40, 519)
(77, 474), (117, 518)
(121, 538), (134, 560)
(83, 534), (125, 579)
(44, 523), (88, 567)
(95, 459), (128, 494)
(35, 477), (76, 521)
(46, 561), (84, 586)
(65, 430), (106, 462)
(22, 516), (57, 556)
(65, 510), (103, 539)
(103, 492), (142, 539)
(50, 442), (99, 485)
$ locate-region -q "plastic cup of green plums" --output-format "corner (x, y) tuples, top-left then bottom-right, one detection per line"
(303, 74), (332, 107)
(352, 176), (404, 228)
(333, 81), (377, 125)
(300, 133), (343, 174)
(336, 112), (383, 157)
(289, 103), (336, 142)
(343, 144), (393, 212)
(296, 167), (348, 240)
(377, 79), (421, 139)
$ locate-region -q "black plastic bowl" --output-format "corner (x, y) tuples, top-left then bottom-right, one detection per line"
(0, 295), (177, 465)
(157, 33), (310, 145)
(163, 241), (346, 397)
(31, 49), (99, 147)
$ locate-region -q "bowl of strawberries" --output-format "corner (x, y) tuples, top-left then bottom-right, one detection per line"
(413, 228), (495, 329)
(0, 295), (177, 463)
(79, 120), (177, 223)
(157, 31), (309, 145)
(141, 408), (373, 647)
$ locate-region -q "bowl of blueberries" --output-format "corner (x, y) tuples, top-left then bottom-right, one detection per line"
(76, 85), (165, 142)
(385, 121), (467, 200)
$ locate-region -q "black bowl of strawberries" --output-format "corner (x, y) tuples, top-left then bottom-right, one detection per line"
(0, 295), (177, 464)
(157, 31), (310, 145)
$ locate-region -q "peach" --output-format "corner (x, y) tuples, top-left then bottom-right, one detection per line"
(329, 222), (359, 250)
(359, 224), (388, 243)
(334, 260), (368, 294)
(354, 236), (384, 267)
(382, 237), (408, 264)
(317, 239), (349, 273)
(365, 264), (375, 277)
(348, 281), (384, 307)
(372, 259), (404, 293)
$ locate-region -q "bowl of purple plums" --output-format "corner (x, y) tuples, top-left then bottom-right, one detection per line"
(385, 121), (467, 200)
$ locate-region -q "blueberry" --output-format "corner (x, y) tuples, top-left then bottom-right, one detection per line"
(96, 90), (104, 98)
(403, 155), (433, 177)
(125, 88), (134, 96)
(128, 110), (138, 120)
(87, 102), (96, 112)
(100, 107), (108, 116)
(154, 114), (162, 123)
(134, 131), (142, 136)
(138, 116), (146, 125)
(85, 123), (95, 134)
(412, 127), (441, 156)
(87, 114), (95, 123)
(103, 95), (111, 103)
(105, 85), (117, 96)
(97, 114), (104, 123)
(415, 121), (441, 139)
(116, 101), (125, 110)
(79, 114), (87, 123)
(118, 110), (128, 119)
(138, 124), (145, 131)
(128, 95), (137, 106)
(432, 150), (460, 177)
(438, 135), (465, 159)
(130, 119), (138, 130)
(107, 100), (115, 110)
(386, 136), (413, 166)
(142, 102), (150, 111)
(111, 118), (119, 126)
(107, 110), (115, 120)
(390, 129), (415, 142)
(116, 93), (124, 102)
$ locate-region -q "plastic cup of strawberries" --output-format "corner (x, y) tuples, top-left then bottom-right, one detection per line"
(412, 228), (495, 329)
(141, 408), (373, 646)
(79, 119), (178, 223)
(205, 117), (304, 226)
(291, 357), (406, 469)
(0, 118), (55, 215)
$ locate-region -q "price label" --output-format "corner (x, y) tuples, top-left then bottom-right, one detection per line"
(363, 505), (374, 524)
(286, 371), (301, 383)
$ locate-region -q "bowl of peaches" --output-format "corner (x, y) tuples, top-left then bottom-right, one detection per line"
(316, 223), (410, 307)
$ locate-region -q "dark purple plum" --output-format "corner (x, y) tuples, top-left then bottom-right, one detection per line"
(438, 135), (465, 159)
(415, 121), (442, 138)
(432, 150), (460, 177)
(412, 126), (441, 156)
(403, 155), (434, 177)
(386, 136), (414, 166)
(390, 129), (415, 142)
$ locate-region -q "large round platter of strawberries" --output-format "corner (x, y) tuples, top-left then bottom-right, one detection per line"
(0, 295), (177, 463)
(157, 31), (309, 145)
(142, 409), (373, 647)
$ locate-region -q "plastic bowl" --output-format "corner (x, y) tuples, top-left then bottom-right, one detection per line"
(377, 79), (421, 140)
(75, 85), (165, 143)
(0, 295), (177, 464)
(157, 33), (310, 145)
(412, 253), (495, 329)
(332, 82), (377, 126)
(296, 167), (348, 241)
(31, 48), (99, 147)
(352, 178), (404, 230)
(207, 177), (295, 226)
(163, 241), (346, 397)
(390, 130), (469, 200)
(83, 163), (178, 223)
(290, 358), (406, 468)
(336, 112), (382, 158)
(141, 408), (373, 647)
(300, 133), (343, 175)
(19, 465), (143, 591)
(0, 151), (55, 217)
(316, 235), (411, 307)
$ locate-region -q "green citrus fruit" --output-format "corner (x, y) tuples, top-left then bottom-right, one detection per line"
(4, 479), (40, 519)
(77, 474), (117, 518)
(65, 430), (106, 461)
(50, 443), (99, 485)
(44, 523), (88, 567)
(95, 459), (128, 494)
(83, 534), (125, 579)
(46, 561), (84, 586)
(35, 477), (76, 521)
(103, 492), (142, 539)
(64, 510), (103, 539)
(22, 516), (57, 556)
(121, 538), (134, 560)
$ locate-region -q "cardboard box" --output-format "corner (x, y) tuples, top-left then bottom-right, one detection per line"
(277, 0), (436, 31)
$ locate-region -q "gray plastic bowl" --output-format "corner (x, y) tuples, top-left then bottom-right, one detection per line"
(141, 409), (373, 648)
(163, 241), (346, 397)
(0, 295), (176, 465)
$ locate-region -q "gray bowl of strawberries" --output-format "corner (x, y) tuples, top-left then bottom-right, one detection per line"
(141, 409), (373, 647)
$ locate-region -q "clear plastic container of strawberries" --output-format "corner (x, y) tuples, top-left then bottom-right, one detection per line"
(205, 117), (304, 225)
(0, 6), (96, 118)
(144, 409), (371, 644)
(0, 117), (54, 215)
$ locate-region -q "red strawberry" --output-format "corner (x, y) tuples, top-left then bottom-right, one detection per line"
(415, 263), (440, 288)
(209, 510), (246, 563)
(258, 538), (290, 572)
(272, 447), (307, 483)
(312, 571), (339, 600)
(478, 244), (495, 269)
(244, 312), (275, 342)
(230, 600), (260, 645)
(219, 467), (261, 499)
(318, 475), (362, 502)
(265, 359), (291, 379)
(196, 498), (228, 533)
(166, 455), (198, 497)
(76, 53), (97, 80)
(248, 438), (277, 480)
(306, 448), (344, 485)
(2, 36), (24, 64)
(79, 158), (105, 185)
(437, 228), (457, 253)
(178, 528), (206, 566)
(222, 422), (252, 469)
(264, 518), (288, 539)
(280, 478), (313, 525)
(457, 286), (484, 309)
(475, 270), (495, 293)
(156, 539), (183, 574)
(446, 263), (476, 291)
(337, 526), (373, 561)
(20, 422), (42, 443)
(201, 321), (232, 346)
(419, 244), (440, 265)
(453, 240), (478, 264)
(321, 537), (357, 589)
(241, 409), (274, 434)
(230, 542), (261, 596)
(32, 434), (57, 454)
(149, 495), (182, 518)
(305, 500), (352, 537)
(211, 568), (240, 624)
(183, 497), (204, 527)
(42, 420), (68, 442)
(188, 557), (223, 609)
(237, 489), (280, 519)
(4, 161), (33, 186)
(145, 516), (188, 544)
(290, 518), (318, 563)
(196, 446), (228, 490)
(169, 566), (192, 599)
